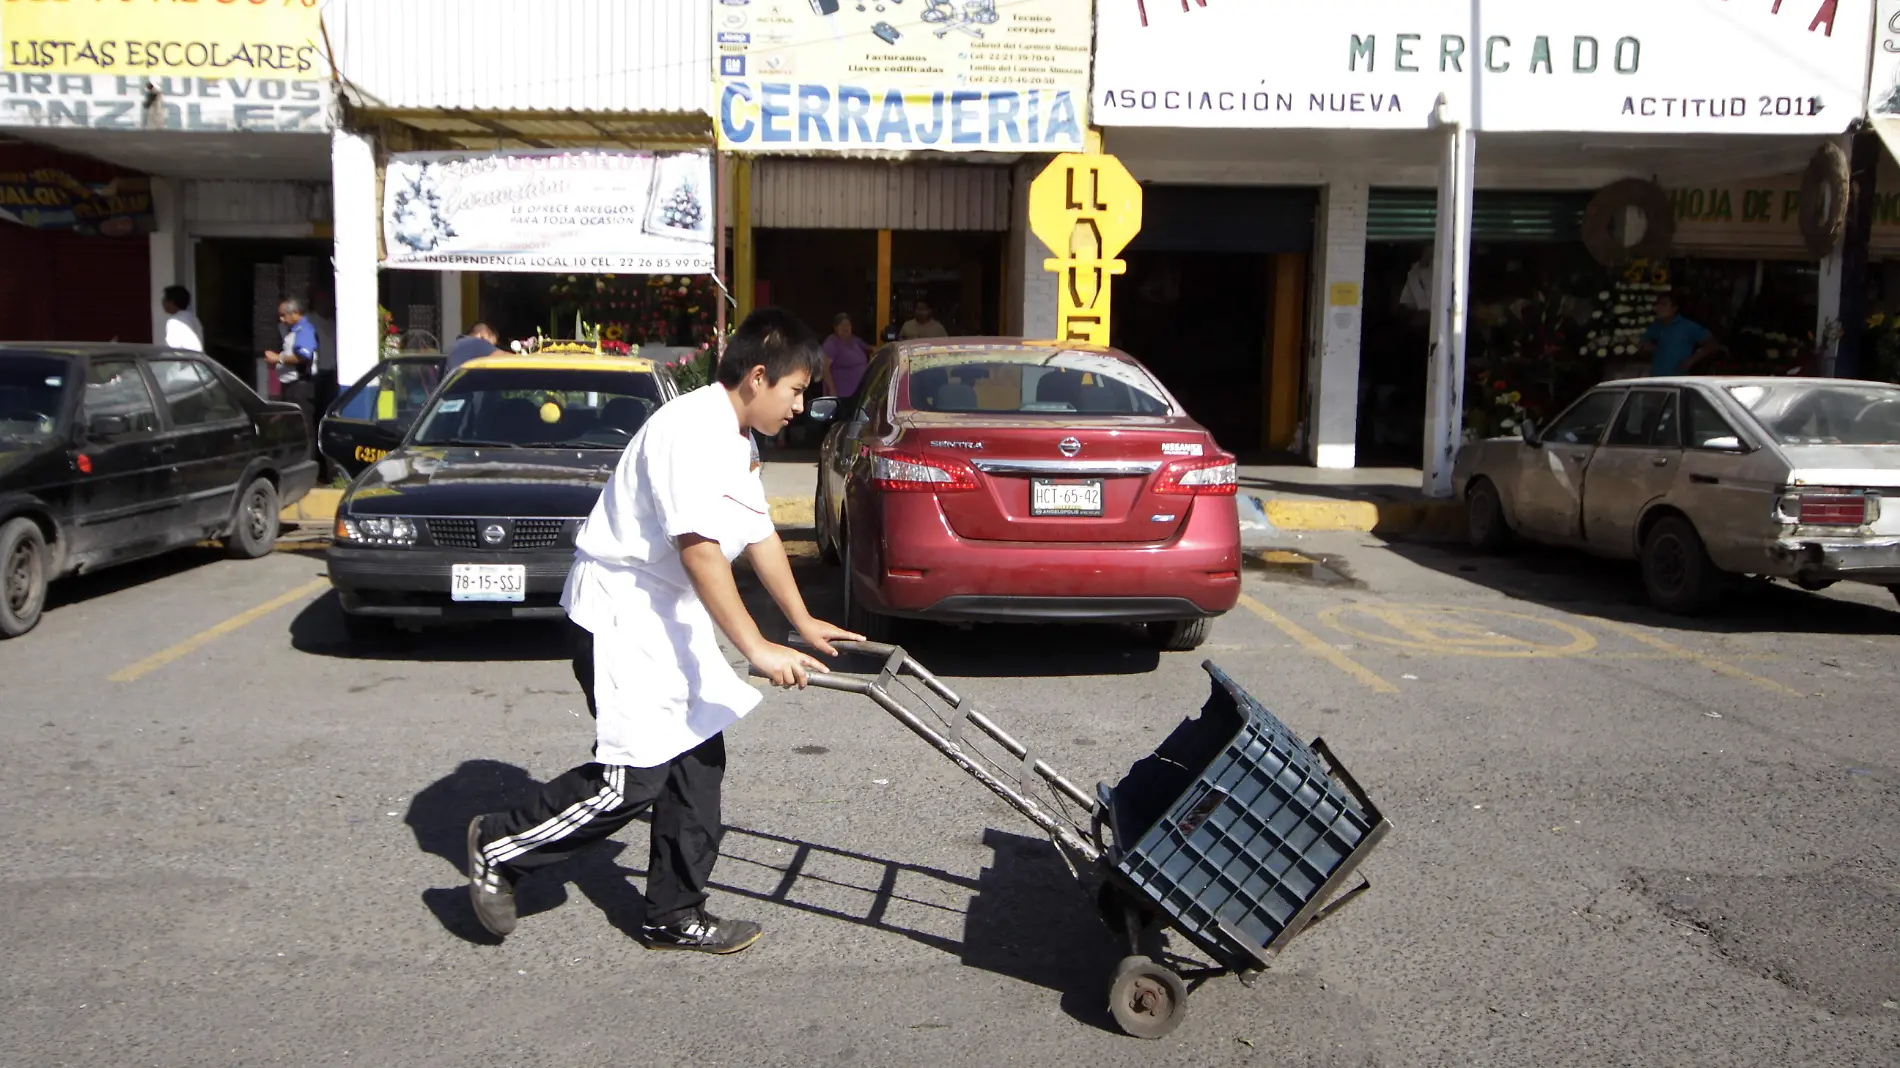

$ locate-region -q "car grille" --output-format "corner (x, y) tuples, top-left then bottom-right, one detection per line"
(427, 518), (479, 549)
(514, 519), (566, 549)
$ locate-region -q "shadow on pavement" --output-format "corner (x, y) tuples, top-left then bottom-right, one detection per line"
(288, 590), (574, 661)
(1382, 537), (1900, 637)
(407, 761), (1126, 1032)
(44, 544), (228, 611)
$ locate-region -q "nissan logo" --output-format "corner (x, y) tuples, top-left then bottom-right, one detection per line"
(482, 523), (506, 546)
(1058, 437), (1082, 457)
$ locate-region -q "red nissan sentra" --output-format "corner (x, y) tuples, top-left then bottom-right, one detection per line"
(810, 339), (1241, 650)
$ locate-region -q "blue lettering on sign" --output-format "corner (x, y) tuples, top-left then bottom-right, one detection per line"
(719, 83), (1083, 149)
(759, 82), (792, 142)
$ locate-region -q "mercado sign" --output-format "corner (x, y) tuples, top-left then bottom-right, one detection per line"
(1094, 0), (1872, 133)
(713, 0), (1091, 152)
(0, 168), (153, 235)
(0, 71), (328, 132)
(381, 151), (715, 274)
(1, 0), (321, 78)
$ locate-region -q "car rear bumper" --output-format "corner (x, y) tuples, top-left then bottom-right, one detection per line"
(327, 544), (574, 620)
(1767, 535), (1900, 583)
(865, 499), (1241, 621)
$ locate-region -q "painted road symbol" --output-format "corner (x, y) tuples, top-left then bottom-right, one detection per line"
(1319, 603), (1597, 658)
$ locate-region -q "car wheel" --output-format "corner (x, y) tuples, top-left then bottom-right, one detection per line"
(842, 536), (892, 643)
(225, 477), (280, 559)
(1148, 617), (1211, 651)
(816, 488), (840, 565)
(0, 517), (50, 639)
(1642, 516), (1722, 615)
(1465, 477), (1514, 552)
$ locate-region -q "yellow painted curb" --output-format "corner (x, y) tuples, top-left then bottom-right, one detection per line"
(1257, 496), (1463, 536)
(282, 487), (344, 524)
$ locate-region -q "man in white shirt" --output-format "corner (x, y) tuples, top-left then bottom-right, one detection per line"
(161, 286), (204, 352)
(466, 308), (859, 954)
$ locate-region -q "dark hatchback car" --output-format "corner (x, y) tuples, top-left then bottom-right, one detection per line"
(319, 351), (676, 635)
(0, 343), (316, 637)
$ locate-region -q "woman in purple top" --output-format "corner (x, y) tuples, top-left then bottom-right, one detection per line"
(820, 313), (870, 398)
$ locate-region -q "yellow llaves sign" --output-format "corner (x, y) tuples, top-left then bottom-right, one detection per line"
(1028, 154), (1142, 346)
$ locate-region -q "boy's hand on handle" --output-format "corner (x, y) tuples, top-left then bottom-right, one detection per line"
(749, 642), (828, 689)
(794, 617), (865, 658)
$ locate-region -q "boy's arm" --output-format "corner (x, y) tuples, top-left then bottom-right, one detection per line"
(679, 534), (826, 688)
(744, 533), (863, 654)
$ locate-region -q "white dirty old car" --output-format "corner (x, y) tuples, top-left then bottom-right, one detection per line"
(1452, 376), (1900, 614)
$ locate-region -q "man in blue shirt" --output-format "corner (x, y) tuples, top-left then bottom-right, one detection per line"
(266, 298), (321, 421)
(1640, 293), (1718, 376)
(444, 323), (501, 376)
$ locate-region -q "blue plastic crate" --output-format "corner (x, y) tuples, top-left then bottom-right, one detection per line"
(1106, 661), (1388, 971)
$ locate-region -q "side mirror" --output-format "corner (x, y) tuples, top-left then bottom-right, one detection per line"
(1702, 435), (1746, 452)
(88, 413), (132, 438)
(1519, 419), (1542, 447)
(807, 397), (841, 424)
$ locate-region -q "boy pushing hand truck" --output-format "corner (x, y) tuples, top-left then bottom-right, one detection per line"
(466, 308), (861, 953)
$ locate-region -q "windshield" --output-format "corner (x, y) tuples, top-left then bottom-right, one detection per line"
(410, 367), (665, 450)
(1726, 382), (1900, 446)
(0, 353), (74, 440)
(898, 349), (1174, 416)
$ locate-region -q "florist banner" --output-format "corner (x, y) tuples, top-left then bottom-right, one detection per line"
(1094, 0), (1872, 133)
(381, 151), (715, 274)
(2, 0), (322, 78)
(713, 0), (1092, 152)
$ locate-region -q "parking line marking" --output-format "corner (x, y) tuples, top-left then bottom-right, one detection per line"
(1238, 595), (1399, 694)
(1592, 619), (1805, 698)
(108, 578), (329, 683)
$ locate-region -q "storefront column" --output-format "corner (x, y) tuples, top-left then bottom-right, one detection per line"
(331, 127), (380, 385)
(1306, 179), (1368, 469)
(876, 229), (893, 338)
(438, 271), (464, 344)
(147, 177), (187, 345)
(1423, 109), (1477, 498)
(733, 157), (755, 322)
(1007, 158), (1058, 339)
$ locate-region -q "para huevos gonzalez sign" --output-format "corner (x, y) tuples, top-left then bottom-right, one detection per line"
(1094, 0), (1873, 133)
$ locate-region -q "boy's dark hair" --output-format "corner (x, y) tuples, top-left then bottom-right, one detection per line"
(717, 307), (825, 388)
(163, 285), (190, 310)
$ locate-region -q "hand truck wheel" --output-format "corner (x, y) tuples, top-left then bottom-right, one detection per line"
(1108, 955), (1188, 1039)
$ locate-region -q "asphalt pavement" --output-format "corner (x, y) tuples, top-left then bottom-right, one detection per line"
(2, 527), (1897, 1066)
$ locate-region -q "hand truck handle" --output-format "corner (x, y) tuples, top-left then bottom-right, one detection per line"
(747, 665), (874, 693)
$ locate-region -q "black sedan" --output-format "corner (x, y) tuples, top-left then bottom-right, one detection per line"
(319, 351), (677, 635)
(0, 343), (317, 637)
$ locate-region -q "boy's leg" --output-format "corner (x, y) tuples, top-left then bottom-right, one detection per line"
(466, 760), (669, 937)
(640, 733), (761, 954)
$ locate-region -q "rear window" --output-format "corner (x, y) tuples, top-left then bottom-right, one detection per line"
(411, 367), (665, 450)
(898, 350), (1173, 417)
(0, 352), (73, 440)
(1726, 382), (1900, 446)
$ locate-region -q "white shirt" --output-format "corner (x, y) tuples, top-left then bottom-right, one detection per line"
(164, 310), (204, 352)
(562, 384), (776, 767)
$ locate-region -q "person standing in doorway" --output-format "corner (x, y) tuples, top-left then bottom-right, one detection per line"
(465, 308), (861, 953)
(266, 298), (320, 428)
(161, 286), (204, 352)
(820, 312), (870, 398)
(898, 299), (949, 340)
(444, 323), (502, 375)
(1640, 292), (1720, 376)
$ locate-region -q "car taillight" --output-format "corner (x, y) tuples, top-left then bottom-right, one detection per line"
(1775, 487), (1879, 526)
(871, 450), (978, 492)
(1155, 454), (1238, 496)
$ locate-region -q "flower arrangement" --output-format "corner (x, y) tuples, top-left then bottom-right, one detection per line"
(1582, 260), (1668, 362)
(1862, 312), (1900, 383)
(666, 343), (716, 391)
(545, 273), (718, 349)
(377, 305), (401, 360)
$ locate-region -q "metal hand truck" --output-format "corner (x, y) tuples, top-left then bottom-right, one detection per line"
(776, 640), (1391, 1039)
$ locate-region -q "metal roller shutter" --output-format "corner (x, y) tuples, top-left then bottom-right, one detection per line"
(1367, 189), (1591, 242)
(752, 161), (1010, 231)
